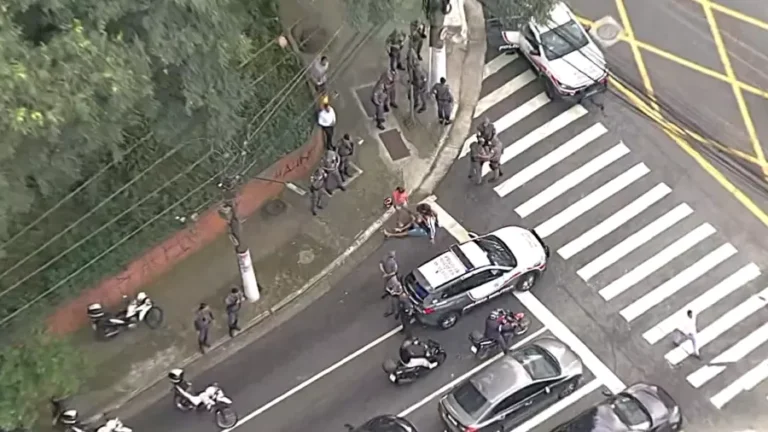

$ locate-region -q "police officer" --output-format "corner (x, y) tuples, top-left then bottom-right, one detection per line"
(371, 82), (389, 130)
(431, 77), (453, 124)
(406, 45), (420, 75)
(337, 133), (355, 181)
(384, 275), (403, 317)
(194, 303), (214, 354)
(378, 69), (398, 109)
(395, 290), (415, 336)
(469, 139), (489, 185)
(477, 117), (496, 142)
(409, 20), (427, 61)
(320, 148), (346, 194)
(486, 136), (504, 182)
(224, 287), (243, 337)
(410, 64), (428, 113)
(386, 29), (406, 71)
(308, 167), (327, 215)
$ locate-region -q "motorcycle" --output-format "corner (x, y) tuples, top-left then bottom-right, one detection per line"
(170, 374), (238, 429)
(96, 418), (132, 432)
(382, 339), (447, 385)
(469, 311), (531, 360)
(87, 292), (164, 339)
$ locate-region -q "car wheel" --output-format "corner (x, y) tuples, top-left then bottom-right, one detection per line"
(438, 312), (460, 329)
(559, 378), (580, 399)
(515, 272), (539, 292)
(543, 78), (557, 100)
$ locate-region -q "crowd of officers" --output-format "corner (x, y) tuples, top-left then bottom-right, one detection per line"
(372, 21), (454, 130)
(469, 117), (504, 184)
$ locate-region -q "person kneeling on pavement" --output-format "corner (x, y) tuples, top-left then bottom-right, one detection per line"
(399, 336), (438, 369)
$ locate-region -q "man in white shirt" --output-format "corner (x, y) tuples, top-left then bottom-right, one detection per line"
(680, 309), (701, 359)
(317, 103), (336, 150)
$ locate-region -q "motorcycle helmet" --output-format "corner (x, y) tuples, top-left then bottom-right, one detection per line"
(136, 292), (148, 302)
(488, 309), (500, 320)
(168, 368), (185, 384)
(87, 303), (105, 319)
(105, 418), (120, 429)
(61, 409), (79, 425)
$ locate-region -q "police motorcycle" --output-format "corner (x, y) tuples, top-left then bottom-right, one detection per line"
(168, 368), (239, 429)
(382, 337), (447, 385)
(57, 410), (132, 432)
(469, 308), (531, 360)
(87, 291), (164, 340)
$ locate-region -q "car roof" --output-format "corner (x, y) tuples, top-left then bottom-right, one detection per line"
(469, 356), (532, 404)
(355, 415), (416, 432)
(416, 250), (470, 289)
(531, 3), (575, 34)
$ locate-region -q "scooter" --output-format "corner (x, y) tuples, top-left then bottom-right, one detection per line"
(382, 339), (447, 385)
(169, 370), (238, 429)
(469, 311), (531, 360)
(87, 292), (163, 340)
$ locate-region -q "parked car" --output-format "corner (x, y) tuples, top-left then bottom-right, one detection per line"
(550, 383), (682, 432)
(402, 226), (549, 329)
(492, 2), (608, 102)
(345, 415), (418, 432)
(438, 337), (583, 432)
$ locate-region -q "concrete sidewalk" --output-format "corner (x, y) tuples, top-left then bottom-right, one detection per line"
(66, 0), (486, 424)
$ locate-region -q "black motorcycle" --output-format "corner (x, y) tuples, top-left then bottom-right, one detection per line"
(469, 312), (531, 360)
(382, 339), (447, 385)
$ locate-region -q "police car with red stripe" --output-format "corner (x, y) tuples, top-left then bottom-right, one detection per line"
(402, 226), (549, 329)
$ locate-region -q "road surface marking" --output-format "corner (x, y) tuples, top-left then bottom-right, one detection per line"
(421, 195), (471, 243)
(493, 123), (608, 197)
(620, 243), (737, 322)
(461, 92), (551, 157)
(427, 198), (626, 394)
(474, 70), (537, 119)
(509, 379), (602, 432)
(516, 143), (630, 218)
(599, 223), (715, 301)
(483, 54), (518, 79)
(666, 287), (768, 365)
(558, 183), (671, 259)
(578, 204), (692, 281)
(643, 264), (761, 344)
(223, 326), (402, 431)
(534, 164), (650, 238)
(398, 326), (548, 417)
(688, 321), (768, 388)
(710, 359), (768, 409)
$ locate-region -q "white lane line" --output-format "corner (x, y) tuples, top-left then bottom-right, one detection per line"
(516, 143), (630, 218)
(710, 359), (768, 409)
(578, 204), (693, 281)
(426, 199), (626, 394)
(688, 321), (768, 388)
(599, 223), (716, 301)
(421, 195), (471, 243)
(224, 326), (402, 431)
(475, 70), (537, 119)
(398, 326), (548, 417)
(665, 286), (768, 365)
(535, 163), (650, 239)
(461, 92), (551, 158)
(509, 380), (603, 432)
(558, 184), (671, 259)
(493, 123), (608, 197)
(483, 54), (518, 79)
(643, 264), (761, 344)
(619, 244), (737, 322)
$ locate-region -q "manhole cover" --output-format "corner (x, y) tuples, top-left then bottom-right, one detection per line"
(263, 199), (287, 216)
(298, 249), (315, 264)
(591, 16), (624, 48)
(596, 23), (620, 40)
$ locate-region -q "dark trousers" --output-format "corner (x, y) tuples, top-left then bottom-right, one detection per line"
(322, 125), (334, 149)
(389, 50), (403, 71)
(227, 311), (240, 337)
(197, 327), (210, 352)
(437, 100), (453, 121)
(397, 310), (413, 337)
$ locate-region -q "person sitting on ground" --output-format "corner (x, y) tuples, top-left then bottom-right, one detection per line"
(384, 211), (428, 239)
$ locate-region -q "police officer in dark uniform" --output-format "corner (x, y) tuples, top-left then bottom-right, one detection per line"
(337, 133), (355, 181)
(477, 117), (496, 142)
(386, 30), (406, 71)
(395, 290), (415, 337)
(410, 65), (428, 114)
(431, 77), (454, 124)
(308, 167), (327, 215)
(378, 69), (398, 109)
(409, 20), (427, 61)
(371, 82), (389, 130)
(320, 148), (346, 194)
(468, 138), (489, 184)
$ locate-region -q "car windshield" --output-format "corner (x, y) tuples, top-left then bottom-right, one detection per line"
(453, 381), (489, 418)
(611, 394), (652, 428)
(474, 236), (516, 267)
(511, 346), (559, 380)
(540, 20), (589, 60)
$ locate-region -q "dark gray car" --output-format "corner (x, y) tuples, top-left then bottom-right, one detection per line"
(439, 338), (583, 432)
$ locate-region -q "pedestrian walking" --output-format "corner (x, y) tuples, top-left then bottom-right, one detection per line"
(410, 64), (428, 114)
(371, 81), (390, 130)
(224, 287), (244, 337)
(317, 102), (336, 150)
(486, 136), (504, 183)
(409, 20), (427, 61)
(320, 148), (346, 194)
(431, 77), (454, 124)
(386, 29), (406, 71)
(383, 275), (403, 317)
(378, 70), (398, 109)
(477, 117), (496, 142)
(395, 291), (415, 336)
(678, 310), (701, 359)
(337, 133), (355, 181)
(194, 303), (214, 354)
(308, 55), (329, 93)
(468, 139), (489, 184)
(308, 167), (327, 215)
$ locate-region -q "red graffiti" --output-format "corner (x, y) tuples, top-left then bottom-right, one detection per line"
(273, 146), (315, 180)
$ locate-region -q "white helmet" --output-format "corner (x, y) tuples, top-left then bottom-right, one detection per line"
(168, 368), (185, 383)
(61, 409), (79, 425)
(136, 292), (147, 302)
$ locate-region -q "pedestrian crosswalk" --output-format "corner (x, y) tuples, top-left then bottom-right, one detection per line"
(463, 51), (768, 412)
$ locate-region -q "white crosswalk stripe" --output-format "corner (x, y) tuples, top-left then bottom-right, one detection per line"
(457, 53), (768, 412)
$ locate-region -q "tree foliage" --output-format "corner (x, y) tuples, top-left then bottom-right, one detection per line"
(0, 0), (313, 322)
(0, 328), (85, 430)
(343, 0), (422, 30)
(483, 0), (560, 27)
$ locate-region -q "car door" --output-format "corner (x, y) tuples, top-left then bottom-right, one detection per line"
(519, 24), (545, 71)
(499, 381), (554, 429)
(467, 268), (509, 302)
(438, 271), (487, 308)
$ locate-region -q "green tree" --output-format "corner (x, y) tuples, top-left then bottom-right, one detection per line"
(0, 329), (85, 430)
(343, 0), (422, 30)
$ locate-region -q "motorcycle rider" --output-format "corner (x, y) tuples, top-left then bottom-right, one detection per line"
(58, 409), (88, 432)
(97, 418), (132, 432)
(484, 309), (515, 353)
(168, 368), (220, 410)
(399, 336), (438, 369)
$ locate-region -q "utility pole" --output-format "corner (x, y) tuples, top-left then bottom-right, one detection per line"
(218, 176), (260, 302)
(424, 0), (450, 89)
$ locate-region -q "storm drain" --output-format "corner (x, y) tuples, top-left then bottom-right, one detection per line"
(378, 129), (411, 161)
